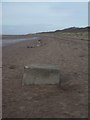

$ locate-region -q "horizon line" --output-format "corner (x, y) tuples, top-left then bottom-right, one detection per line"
(1, 26), (89, 36)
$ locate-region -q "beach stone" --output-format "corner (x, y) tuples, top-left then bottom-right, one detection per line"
(22, 64), (60, 85)
(36, 44), (40, 47)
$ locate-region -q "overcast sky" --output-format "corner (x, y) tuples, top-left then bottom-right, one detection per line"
(2, 2), (88, 35)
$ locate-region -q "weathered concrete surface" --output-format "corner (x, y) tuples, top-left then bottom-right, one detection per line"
(22, 64), (60, 85)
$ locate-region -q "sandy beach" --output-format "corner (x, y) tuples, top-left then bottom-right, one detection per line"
(0, 45), (2, 119)
(2, 31), (88, 118)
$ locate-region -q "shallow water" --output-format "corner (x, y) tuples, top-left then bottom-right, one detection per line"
(1, 37), (40, 46)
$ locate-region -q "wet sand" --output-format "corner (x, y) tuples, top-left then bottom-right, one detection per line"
(2, 32), (88, 118)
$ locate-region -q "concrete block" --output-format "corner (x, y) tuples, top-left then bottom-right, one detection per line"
(22, 64), (60, 85)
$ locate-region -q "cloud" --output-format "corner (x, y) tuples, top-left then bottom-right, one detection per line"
(1, 0), (89, 2)
(2, 2), (88, 34)
(0, 3), (2, 26)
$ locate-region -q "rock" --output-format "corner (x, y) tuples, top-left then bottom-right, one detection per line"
(9, 65), (16, 69)
(36, 44), (40, 47)
(22, 64), (60, 85)
(27, 46), (30, 48)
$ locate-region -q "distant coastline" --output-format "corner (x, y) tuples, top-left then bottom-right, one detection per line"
(2, 26), (89, 40)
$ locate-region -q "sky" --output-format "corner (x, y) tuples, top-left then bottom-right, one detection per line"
(1, 2), (88, 35)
